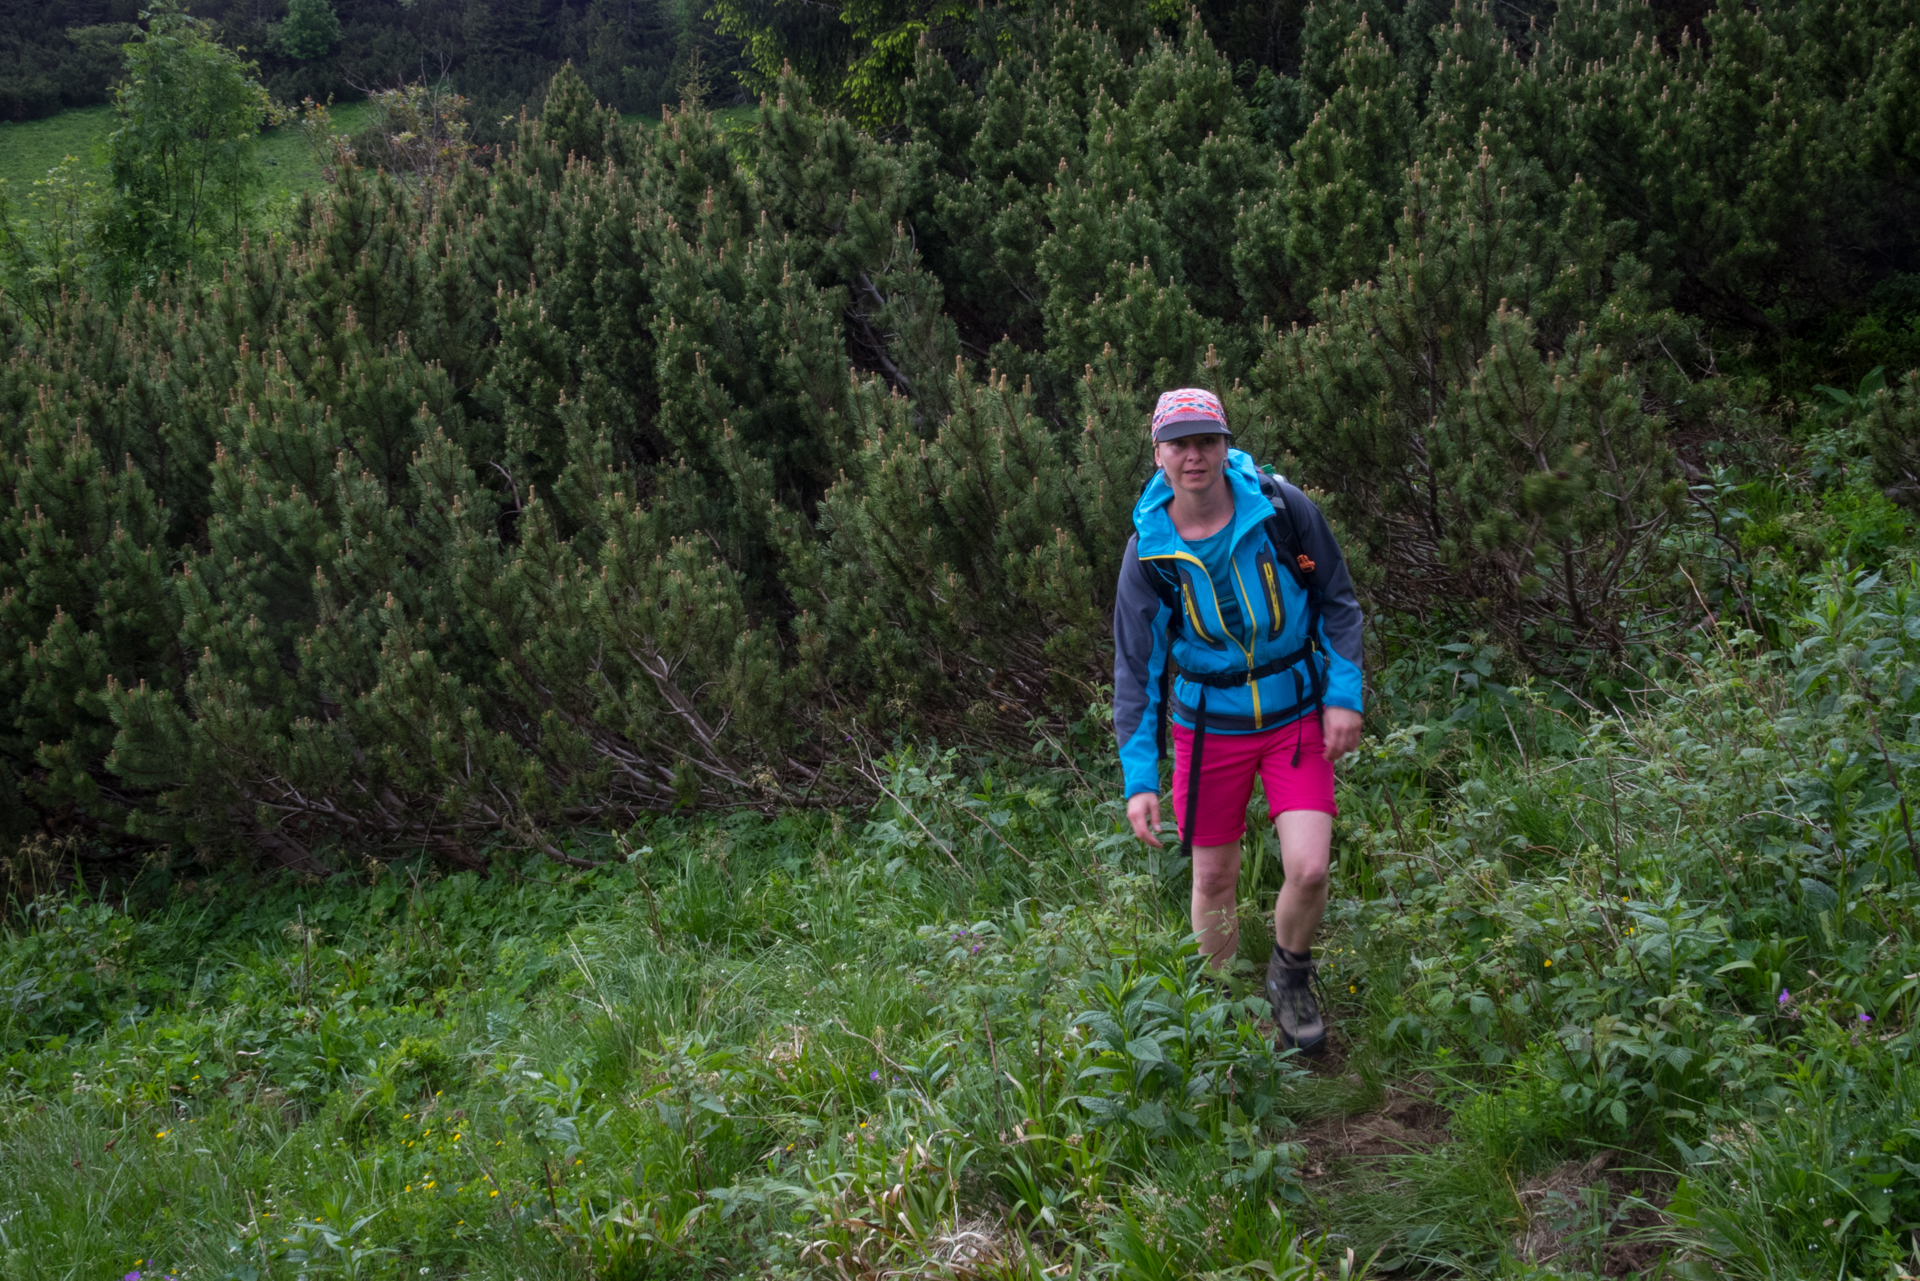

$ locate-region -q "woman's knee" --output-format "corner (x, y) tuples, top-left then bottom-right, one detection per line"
(1283, 858), (1330, 893)
(1191, 847), (1242, 899)
(1195, 868), (1240, 899)
(1273, 812), (1333, 892)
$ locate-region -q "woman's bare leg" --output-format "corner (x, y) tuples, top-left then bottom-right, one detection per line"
(1190, 841), (1242, 970)
(1272, 810), (1332, 952)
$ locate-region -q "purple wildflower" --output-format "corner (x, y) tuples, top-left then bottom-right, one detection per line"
(1859, 1013), (1872, 1023)
(126, 1273), (141, 1281)
(869, 1070), (881, 1081)
(970, 944), (982, 954)
(1779, 988), (1791, 1005)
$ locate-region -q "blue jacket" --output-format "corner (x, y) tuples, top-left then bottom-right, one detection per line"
(1113, 449), (1364, 799)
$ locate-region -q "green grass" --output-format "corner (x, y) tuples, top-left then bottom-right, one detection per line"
(621, 104), (756, 131)
(0, 100), (374, 202)
(2, 551), (1917, 1278)
(0, 104), (113, 187)
(0, 99), (728, 216)
(0, 775), (1331, 1279)
(258, 101), (374, 205)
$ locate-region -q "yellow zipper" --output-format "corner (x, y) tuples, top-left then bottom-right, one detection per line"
(1260, 560), (1284, 636)
(1145, 550), (1247, 653)
(1228, 558), (1262, 727)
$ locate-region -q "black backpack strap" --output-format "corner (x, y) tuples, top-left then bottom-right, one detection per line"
(1256, 472), (1315, 592)
(1182, 683), (1207, 857)
(1139, 555), (1182, 615)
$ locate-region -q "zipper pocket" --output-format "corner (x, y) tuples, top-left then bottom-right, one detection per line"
(1255, 549), (1285, 640)
(1176, 564), (1228, 650)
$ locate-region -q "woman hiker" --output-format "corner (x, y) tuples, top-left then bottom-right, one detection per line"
(1112, 388), (1364, 1056)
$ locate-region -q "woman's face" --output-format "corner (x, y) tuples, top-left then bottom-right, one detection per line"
(1156, 433), (1229, 498)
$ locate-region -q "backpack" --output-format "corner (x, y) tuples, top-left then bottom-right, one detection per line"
(1137, 469), (1327, 853)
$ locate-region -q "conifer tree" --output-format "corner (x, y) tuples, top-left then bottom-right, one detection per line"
(1255, 137), (1684, 656)
(1279, 14), (1416, 302)
(539, 63), (619, 164)
(1866, 372), (1920, 512)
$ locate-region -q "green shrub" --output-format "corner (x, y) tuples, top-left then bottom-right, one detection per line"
(1866, 370), (1920, 512)
(1066, 947), (1300, 1144)
(382, 1033), (456, 1097)
(1337, 568), (1920, 1163)
(7, 0), (1920, 871)
(278, 0), (341, 62)
(1671, 1023), (1920, 1279)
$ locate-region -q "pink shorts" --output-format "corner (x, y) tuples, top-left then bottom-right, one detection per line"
(1170, 715), (1338, 847)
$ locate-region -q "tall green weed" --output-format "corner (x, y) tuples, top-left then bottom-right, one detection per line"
(1333, 565), (1920, 1273)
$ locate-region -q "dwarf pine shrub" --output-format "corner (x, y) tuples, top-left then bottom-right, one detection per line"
(4, 1), (1920, 867)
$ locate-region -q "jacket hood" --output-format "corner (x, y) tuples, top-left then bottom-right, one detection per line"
(1132, 448), (1274, 556)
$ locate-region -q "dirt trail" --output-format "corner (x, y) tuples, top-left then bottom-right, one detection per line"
(1291, 1073), (1673, 1277)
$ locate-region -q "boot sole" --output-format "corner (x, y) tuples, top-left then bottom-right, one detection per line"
(1276, 1026), (1329, 1058)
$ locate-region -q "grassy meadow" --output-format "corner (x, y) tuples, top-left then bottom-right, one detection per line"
(4, 551), (1918, 1279)
(621, 103), (756, 131)
(0, 98), (752, 230)
(0, 106), (115, 190)
(0, 101), (375, 205)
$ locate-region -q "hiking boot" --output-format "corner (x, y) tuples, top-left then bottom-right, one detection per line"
(1266, 946), (1327, 1056)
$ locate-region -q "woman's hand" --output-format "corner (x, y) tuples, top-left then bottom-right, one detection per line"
(1127, 792), (1164, 847)
(1322, 706), (1362, 760)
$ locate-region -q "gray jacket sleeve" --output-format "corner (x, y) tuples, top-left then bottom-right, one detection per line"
(1113, 534), (1173, 797)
